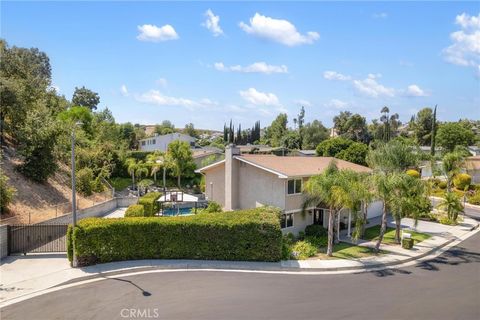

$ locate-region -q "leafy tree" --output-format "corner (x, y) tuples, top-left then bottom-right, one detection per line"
(413, 108), (433, 145)
(302, 120), (329, 149)
(76, 167), (94, 196)
(333, 111), (369, 143)
(281, 131), (301, 150)
(336, 142), (369, 166)
(72, 86), (100, 111)
(436, 122), (475, 152)
(155, 120), (175, 135)
(316, 137), (353, 157)
(264, 113), (288, 147)
(57, 106), (93, 135)
(183, 123), (198, 138)
(0, 164), (16, 214)
(165, 140), (196, 187)
(442, 152), (464, 192)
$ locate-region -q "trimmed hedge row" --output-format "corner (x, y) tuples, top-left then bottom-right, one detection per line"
(138, 192), (162, 216)
(125, 204), (145, 217)
(68, 207), (283, 266)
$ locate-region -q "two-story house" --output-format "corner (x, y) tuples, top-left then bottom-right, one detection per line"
(139, 133), (196, 152)
(196, 145), (382, 235)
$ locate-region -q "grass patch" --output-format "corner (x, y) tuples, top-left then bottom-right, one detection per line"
(363, 225), (431, 245)
(315, 242), (386, 260)
(109, 177), (131, 191)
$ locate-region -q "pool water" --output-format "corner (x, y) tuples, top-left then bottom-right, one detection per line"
(162, 207), (195, 216)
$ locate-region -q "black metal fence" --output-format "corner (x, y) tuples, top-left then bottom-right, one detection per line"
(8, 224), (68, 254)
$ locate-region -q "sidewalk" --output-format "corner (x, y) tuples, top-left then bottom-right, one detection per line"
(1, 217), (478, 307)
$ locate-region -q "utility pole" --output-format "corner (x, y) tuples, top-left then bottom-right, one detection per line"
(71, 121), (82, 268)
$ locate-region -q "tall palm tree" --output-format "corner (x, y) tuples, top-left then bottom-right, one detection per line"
(126, 158), (138, 187)
(437, 192), (464, 222)
(146, 152), (162, 183)
(302, 161), (342, 256)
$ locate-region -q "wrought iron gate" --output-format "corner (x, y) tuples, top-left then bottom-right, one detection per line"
(8, 224), (68, 254)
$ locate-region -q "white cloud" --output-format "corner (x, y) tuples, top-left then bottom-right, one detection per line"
(202, 9), (224, 37)
(323, 71), (351, 81)
(135, 90), (217, 110)
(120, 84), (129, 96)
(373, 12), (388, 19)
(239, 13), (319, 46)
(443, 13), (480, 75)
(325, 99), (348, 109)
(405, 84), (429, 97)
(353, 74), (395, 98)
(239, 88), (281, 106)
(156, 78), (168, 87)
(294, 99), (312, 107)
(214, 61), (288, 74)
(137, 24), (179, 42)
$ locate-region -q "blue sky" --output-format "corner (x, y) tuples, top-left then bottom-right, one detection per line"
(2, 1), (479, 130)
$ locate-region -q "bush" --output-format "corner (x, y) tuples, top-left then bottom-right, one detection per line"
(0, 169), (16, 214)
(406, 169), (420, 179)
(198, 201), (223, 214)
(68, 207), (282, 266)
(297, 231), (305, 241)
(305, 236), (328, 248)
(402, 238), (414, 249)
(453, 173), (472, 190)
(305, 224), (327, 238)
(468, 192), (480, 205)
(290, 241), (317, 259)
(438, 181), (447, 189)
(125, 204), (145, 217)
(138, 192), (161, 216)
(76, 168), (94, 196)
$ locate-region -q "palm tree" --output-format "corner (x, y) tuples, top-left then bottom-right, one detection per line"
(442, 152), (464, 192)
(126, 158), (138, 187)
(437, 192), (464, 223)
(146, 152), (163, 183)
(302, 161), (341, 256)
(165, 140), (195, 187)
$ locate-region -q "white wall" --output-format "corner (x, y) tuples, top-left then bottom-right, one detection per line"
(139, 133), (196, 152)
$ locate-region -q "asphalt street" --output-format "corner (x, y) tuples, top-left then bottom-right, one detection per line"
(2, 233), (480, 320)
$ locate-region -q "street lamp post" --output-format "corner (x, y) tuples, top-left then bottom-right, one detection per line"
(71, 121), (82, 268)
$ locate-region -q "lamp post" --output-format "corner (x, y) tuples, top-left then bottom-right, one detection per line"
(71, 121), (82, 267)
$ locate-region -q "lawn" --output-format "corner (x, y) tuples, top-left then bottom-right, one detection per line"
(363, 225), (431, 245)
(314, 242), (386, 260)
(109, 177), (132, 191)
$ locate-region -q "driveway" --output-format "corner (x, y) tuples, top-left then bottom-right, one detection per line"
(2, 233), (479, 320)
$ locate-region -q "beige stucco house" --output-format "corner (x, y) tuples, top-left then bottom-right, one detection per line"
(196, 145), (383, 235)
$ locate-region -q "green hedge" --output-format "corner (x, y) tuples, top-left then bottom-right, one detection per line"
(138, 192), (162, 216)
(68, 207), (282, 266)
(125, 204), (145, 217)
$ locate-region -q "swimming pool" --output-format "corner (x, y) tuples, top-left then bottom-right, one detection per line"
(162, 207), (195, 216)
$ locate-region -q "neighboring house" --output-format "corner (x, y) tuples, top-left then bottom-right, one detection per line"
(237, 144), (288, 155)
(466, 156), (480, 183)
(142, 125), (157, 137)
(192, 148), (224, 168)
(196, 145), (382, 235)
(139, 133), (196, 152)
(292, 150), (316, 157)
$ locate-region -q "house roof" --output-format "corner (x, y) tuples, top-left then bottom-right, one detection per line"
(192, 149), (222, 159)
(196, 154), (372, 177)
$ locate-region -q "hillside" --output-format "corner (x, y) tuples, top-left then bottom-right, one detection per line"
(1, 146), (110, 224)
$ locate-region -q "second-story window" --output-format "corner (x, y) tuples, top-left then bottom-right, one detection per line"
(287, 179), (302, 195)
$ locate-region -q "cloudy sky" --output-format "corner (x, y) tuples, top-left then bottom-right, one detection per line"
(2, 1), (479, 130)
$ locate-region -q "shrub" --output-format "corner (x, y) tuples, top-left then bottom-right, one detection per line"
(406, 169), (420, 179)
(138, 192), (161, 216)
(0, 168), (16, 214)
(76, 168), (94, 196)
(291, 241), (317, 259)
(305, 236), (328, 248)
(439, 216), (457, 226)
(68, 207), (282, 266)
(468, 192), (480, 205)
(438, 181), (447, 189)
(125, 204), (145, 217)
(199, 201), (223, 214)
(402, 238), (414, 249)
(453, 173), (472, 190)
(305, 224), (327, 238)
(297, 231), (305, 241)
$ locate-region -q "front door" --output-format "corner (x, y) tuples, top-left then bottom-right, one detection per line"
(313, 208), (324, 226)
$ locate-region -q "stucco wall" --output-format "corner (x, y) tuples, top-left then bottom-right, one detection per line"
(204, 164), (226, 208)
(139, 134), (195, 152)
(237, 161), (285, 210)
(366, 200), (383, 219)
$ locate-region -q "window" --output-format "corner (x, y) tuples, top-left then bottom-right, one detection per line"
(141, 141), (146, 146)
(281, 213), (294, 229)
(287, 179), (302, 195)
(152, 139), (156, 144)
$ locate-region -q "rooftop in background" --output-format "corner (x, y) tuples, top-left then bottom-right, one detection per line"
(292, 150), (317, 157)
(236, 144), (288, 155)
